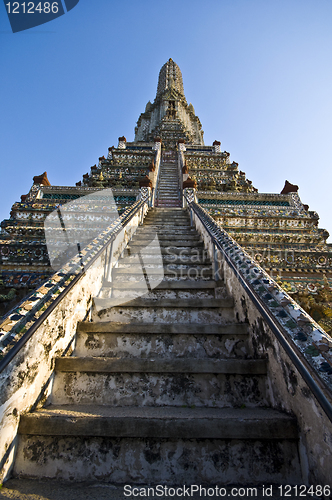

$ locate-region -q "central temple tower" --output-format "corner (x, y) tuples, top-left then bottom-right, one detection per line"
(134, 58), (204, 147)
(1, 58), (331, 332)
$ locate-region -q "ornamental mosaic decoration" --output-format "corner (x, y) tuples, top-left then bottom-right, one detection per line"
(199, 198), (290, 207)
(186, 199), (332, 391)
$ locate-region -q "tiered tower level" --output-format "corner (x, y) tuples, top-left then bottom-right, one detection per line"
(1, 58), (332, 332)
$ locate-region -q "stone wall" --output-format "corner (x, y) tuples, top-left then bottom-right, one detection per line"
(190, 204), (332, 486)
(0, 202), (148, 483)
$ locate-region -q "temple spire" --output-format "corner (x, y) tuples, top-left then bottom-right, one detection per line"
(156, 58), (185, 99)
(135, 59), (204, 147)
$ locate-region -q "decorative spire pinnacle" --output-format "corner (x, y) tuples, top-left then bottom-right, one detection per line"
(156, 58), (185, 99)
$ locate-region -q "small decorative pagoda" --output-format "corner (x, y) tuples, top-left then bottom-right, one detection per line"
(1, 58), (331, 332)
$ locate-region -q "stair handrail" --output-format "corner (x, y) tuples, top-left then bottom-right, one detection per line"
(151, 147), (162, 207)
(184, 191), (332, 423)
(177, 148), (184, 203)
(0, 195), (150, 374)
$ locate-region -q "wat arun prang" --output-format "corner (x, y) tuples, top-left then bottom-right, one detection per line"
(1, 58), (331, 334)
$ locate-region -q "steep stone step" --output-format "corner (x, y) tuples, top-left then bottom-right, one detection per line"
(158, 188), (178, 191)
(127, 240), (204, 247)
(77, 321), (246, 334)
(136, 225), (194, 232)
(93, 307), (235, 325)
(143, 217), (189, 222)
(157, 196), (179, 200)
(100, 285), (217, 301)
(102, 279), (218, 289)
(93, 297), (233, 309)
(14, 433), (301, 484)
(143, 221), (190, 225)
(133, 234), (200, 241)
(116, 256), (211, 265)
(155, 202), (182, 207)
(123, 246), (206, 256)
(149, 208), (185, 211)
(18, 406), (297, 439)
(55, 357), (267, 374)
(143, 216), (190, 221)
(158, 189), (178, 192)
(140, 223), (191, 228)
(74, 329), (250, 358)
(112, 265), (212, 275)
(51, 365), (268, 407)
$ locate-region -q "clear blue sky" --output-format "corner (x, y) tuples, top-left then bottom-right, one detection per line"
(1, 0), (332, 241)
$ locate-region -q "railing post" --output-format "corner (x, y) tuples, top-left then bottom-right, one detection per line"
(105, 239), (114, 285)
(213, 243), (219, 281)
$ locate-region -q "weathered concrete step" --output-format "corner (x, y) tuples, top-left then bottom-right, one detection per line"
(148, 208), (186, 212)
(144, 216), (188, 221)
(141, 223), (192, 228)
(102, 279), (218, 289)
(137, 224), (193, 229)
(155, 202), (181, 205)
(133, 235), (200, 242)
(117, 256), (211, 265)
(124, 246), (206, 255)
(143, 222), (189, 227)
(128, 240), (204, 247)
(105, 278), (215, 291)
(55, 357), (266, 374)
(157, 192), (179, 195)
(156, 196), (179, 200)
(103, 291), (216, 303)
(13, 433), (301, 484)
(93, 297), (231, 309)
(92, 298), (234, 324)
(98, 284), (215, 298)
(136, 229), (193, 235)
(155, 203), (182, 207)
(135, 231), (198, 238)
(156, 202), (181, 205)
(144, 215), (189, 219)
(77, 321), (246, 334)
(114, 262), (211, 271)
(18, 406), (297, 439)
(136, 227), (194, 233)
(52, 370), (268, 407)
(114, 264), (212, 274)
(143, 217), (189, 221)
(75, 329), (249, 358)
(113, 267), (212, 277)
(93, 305), (234, 323)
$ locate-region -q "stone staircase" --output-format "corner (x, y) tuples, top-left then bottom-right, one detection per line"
(13, 208), (301, 485)
(155, 153), (181, 207)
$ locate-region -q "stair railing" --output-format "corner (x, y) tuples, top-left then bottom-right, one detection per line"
(0, 191), (152, 481)
(178, 148), (185, 205)
(0, 192), (153, 468)
(184, 190), (332, 423)
(151, 147), (162, 207)
(0, 195), (151, 372)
